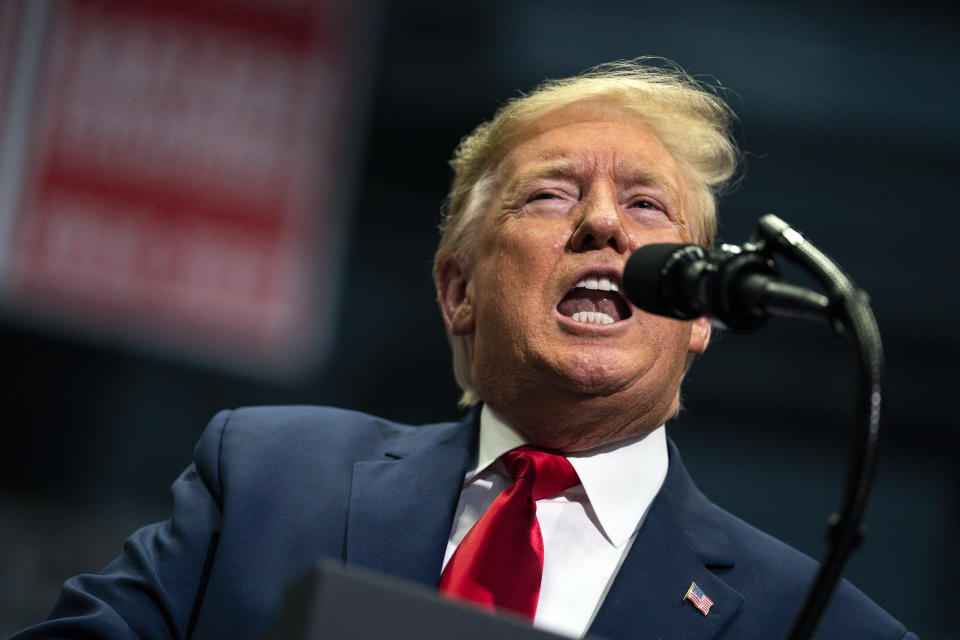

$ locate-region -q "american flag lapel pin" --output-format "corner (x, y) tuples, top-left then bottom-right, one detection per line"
(684, 581), (714, 616)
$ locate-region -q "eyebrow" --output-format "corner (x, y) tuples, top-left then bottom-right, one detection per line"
(499, 157), (585, 205)
(615, 164), (681, 207)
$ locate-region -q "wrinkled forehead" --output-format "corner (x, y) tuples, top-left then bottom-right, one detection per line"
(490, 102), (689, 208)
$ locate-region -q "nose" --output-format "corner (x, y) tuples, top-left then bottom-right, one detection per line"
(569, 189), (630, 254)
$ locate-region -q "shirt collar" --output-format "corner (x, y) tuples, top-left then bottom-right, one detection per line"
(473, 404), (669, 548)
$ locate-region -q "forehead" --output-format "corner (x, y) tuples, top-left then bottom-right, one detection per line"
(495, 103), (684, 189)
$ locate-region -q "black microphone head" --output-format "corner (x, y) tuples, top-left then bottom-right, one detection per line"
(623, 243), (704, 319)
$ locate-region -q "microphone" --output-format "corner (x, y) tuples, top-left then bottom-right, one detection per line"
(622, 242), (831, 332)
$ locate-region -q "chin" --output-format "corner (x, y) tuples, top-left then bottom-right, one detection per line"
(551, 351), (639, 397)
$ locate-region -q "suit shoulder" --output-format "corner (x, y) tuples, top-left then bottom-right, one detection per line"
(709, 502), (818, 576)
(196, 405), (466, 467)
(704, 503), (910, 638)
(189, 405), (472, 518)
(220, 405), (421, 440)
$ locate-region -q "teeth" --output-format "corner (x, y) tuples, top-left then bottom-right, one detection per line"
(571, 311), (615, 325)
(575, 276), (619, 292)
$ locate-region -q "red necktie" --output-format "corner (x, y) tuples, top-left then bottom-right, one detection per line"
(438, 446), (580, 619)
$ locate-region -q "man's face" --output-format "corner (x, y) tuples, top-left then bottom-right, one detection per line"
(438, 104), (710, 449)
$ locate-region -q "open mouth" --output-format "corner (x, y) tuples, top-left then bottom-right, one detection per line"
(557, 275), (632, 325)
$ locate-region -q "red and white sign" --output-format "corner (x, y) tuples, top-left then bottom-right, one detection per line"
(4, 0), (364, 374)
(0, 2), (24, 153)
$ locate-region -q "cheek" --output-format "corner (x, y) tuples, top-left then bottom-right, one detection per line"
(472, 219), (569, 325)
(624, 223), (688, 250)
(501, 215), (572, 247)
(474, 265), (549, 344)
(647, 316), (694, 361)
(472, 263), (527, 331)
(493, 226), (562, 281)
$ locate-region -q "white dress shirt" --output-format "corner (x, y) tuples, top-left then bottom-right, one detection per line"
(442, 405), (669, 638)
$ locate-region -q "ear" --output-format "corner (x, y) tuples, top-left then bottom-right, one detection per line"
(688, 316), (711, 354)
(435, 256), (475, 336)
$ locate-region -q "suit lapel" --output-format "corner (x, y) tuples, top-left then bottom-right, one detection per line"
(589, 441), (745, 640)
(345, 410), (477, 588)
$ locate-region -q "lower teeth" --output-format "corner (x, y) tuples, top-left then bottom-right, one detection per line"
(571, 311), (614, 325)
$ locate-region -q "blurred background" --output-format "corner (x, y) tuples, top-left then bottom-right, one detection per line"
(0, 0), (956, 637)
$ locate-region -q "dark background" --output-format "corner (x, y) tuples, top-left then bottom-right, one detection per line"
(2, 1), (957, 637)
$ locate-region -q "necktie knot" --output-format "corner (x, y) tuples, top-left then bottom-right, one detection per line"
(501, 446), (580, 503)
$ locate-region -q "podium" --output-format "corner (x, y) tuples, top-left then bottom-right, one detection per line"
(263, 560), (601, 640)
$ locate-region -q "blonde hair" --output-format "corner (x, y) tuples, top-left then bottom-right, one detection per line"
(434, 57), (741, 406)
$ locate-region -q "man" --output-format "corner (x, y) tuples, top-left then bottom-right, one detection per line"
(13, 59), (914, 639)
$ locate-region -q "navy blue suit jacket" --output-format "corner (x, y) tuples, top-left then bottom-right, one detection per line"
(14, 406), (915, 639)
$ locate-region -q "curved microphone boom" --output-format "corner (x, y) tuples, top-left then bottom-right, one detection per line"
(621, 214), (886, 640)
(621, 241), (831, 331)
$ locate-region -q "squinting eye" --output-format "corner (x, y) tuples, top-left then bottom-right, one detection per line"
(521, 189), (577, 217)
(631, 200), (656, 209)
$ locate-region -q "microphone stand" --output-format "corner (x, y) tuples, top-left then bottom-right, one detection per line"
(744, 215), (885, 640)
